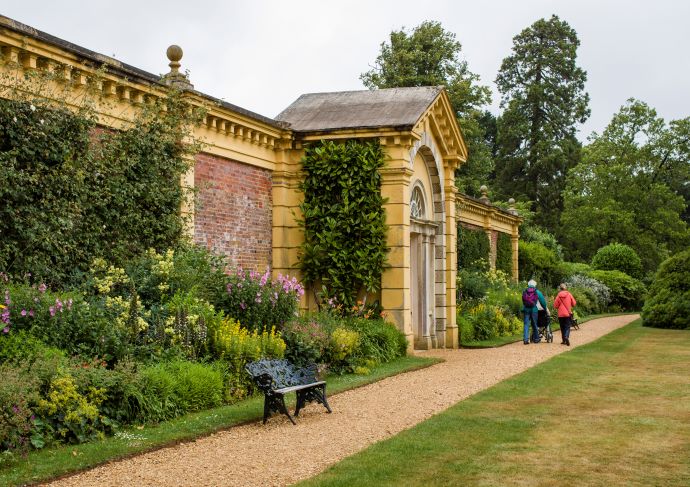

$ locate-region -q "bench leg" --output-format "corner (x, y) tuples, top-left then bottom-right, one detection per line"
(265, 393), (297, 425)
(295, 384), (332, 417)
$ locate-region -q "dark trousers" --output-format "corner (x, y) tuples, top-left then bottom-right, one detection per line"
(559, 316), (571, 343)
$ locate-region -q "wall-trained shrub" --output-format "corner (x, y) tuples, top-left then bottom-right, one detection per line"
(495, 232), (513, 275)
(457, 225), (490, 271)
(591, 243), (643, 279)
(587, 270), (646, 311)
(298, 139), (388, 311)
(642, 249), (690, 329)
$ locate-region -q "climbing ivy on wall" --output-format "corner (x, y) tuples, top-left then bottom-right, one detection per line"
(457, 224), (490, 271)
(496, 232), (513, 275)
(298, 139), (388, 310)
(0, 69), (202, 286)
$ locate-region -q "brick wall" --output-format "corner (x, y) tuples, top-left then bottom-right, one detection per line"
(193, 152), (272, 271)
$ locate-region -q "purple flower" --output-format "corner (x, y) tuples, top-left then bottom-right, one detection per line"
(49, 306), (56, 317)
(38, 283), (47, 293)
(55, 298), (63, 312)
(4, 290), (10, 306)
(20, 309), (27, 317)
(29, 309), (34, 317)
(240, 302), (247, 310)
(2, 327), (8, 334)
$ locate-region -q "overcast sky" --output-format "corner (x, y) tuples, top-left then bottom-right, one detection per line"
(3, 0), (689, 140)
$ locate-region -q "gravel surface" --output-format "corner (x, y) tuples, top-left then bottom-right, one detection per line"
(47, 314), (638, 487)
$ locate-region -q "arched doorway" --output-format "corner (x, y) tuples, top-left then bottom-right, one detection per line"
(410, 183), (438, 349)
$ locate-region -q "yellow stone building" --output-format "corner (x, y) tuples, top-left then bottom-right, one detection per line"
(0, 15), (521, 349)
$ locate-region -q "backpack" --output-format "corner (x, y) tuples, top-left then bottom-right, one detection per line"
(522, 287), (538, 308)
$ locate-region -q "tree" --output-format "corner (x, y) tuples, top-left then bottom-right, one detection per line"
(560, 99), (690, 273)
(494, 15), (590, 231)
(361, 20), (493, 196)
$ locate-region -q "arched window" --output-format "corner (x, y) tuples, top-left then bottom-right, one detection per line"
(410, 185), (426, 220)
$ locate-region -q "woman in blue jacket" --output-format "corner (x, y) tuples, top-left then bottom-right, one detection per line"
(522, 279), (548, 344)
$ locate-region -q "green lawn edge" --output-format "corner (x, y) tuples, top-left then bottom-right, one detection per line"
(297, 319), (690, 486)
(461, 312), (636, 348)
(1, 355), (442, 487)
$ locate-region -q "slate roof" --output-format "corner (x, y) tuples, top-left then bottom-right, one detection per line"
(275, 86), (444, 132)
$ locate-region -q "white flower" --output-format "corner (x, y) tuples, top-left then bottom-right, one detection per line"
(30, 104), (36, 111)
(40, 119), (44, 124)
(12, 117), (17, 122)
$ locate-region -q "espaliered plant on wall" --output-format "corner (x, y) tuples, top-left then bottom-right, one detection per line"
(298, 139), (388, 312)
(496, 232), (513, 275)
(457, 224), (490, 271)
(0, 62), (203, 286)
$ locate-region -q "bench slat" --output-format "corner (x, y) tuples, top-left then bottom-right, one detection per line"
(274, 381), (326, 395)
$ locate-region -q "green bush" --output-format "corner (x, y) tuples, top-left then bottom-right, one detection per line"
(495, 233), (513, 275)
(642, 249), (690, 329)
(0, 362), (40, 454)
(457, 269), (490, 302)
(0, 93), (199, 288)
(521, 225), (563, 259)
(345, 317), (407, 368)
(518, 241), (565, 287)
(457, 225), (490, 271)
(592, 243), (643, 279)
(137, 360), (224, 422)
(588, 270), (646, 311)
(458, 302), (521, 343)
(561, 261), (593, 278)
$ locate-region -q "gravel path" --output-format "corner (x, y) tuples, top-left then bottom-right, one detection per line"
(47, 314), (639, 487)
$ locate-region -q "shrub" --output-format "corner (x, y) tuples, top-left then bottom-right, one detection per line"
(592, 243), (643, 279)
(486, 285), (523, 318)
(0, 362), (40, 454)
(561, 261), (593, 278)
(211, 318), (285, 401)
(521, 225), (563, 260)
(587, 270), (646, 311)
(518, 241), (565, 287)
(457, 269), (490, 302)
(344, 317), (407, 370)
(495, 233), (513, 275)
(642, 249), (690, 329)
(35, 374), (109, 444)
(458, 303), (521, 343)
(0, 92), (199, 288)
(457, 226), (490, 271)
(282, 318), (330, 367)
(220, 269), (304, 333)
(137, 360), (224, 422)
(565, 274), (611, 312)
(1, 282), (126, 362)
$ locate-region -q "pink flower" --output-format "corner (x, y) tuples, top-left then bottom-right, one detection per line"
(67, 299), (73, 310)
(20, 309), (27, 317)
(2, 327), (8, 334)
(29, 309), (34, 317)
(55, 298), (63, 312)
(49, 306), (56, 317)
(38, 283), (47, 293)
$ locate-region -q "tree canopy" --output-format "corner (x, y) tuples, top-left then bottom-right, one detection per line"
(560, 99), (690, 273)
(494, 15), (590, 231)
(360, 20), (493, 196)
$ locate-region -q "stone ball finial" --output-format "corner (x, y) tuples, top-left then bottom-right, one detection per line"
(480, 185), (488, 194)
(508, 198), (515, 205)
(166, 45), (183, 74)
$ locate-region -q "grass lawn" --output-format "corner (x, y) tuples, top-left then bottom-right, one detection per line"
(461, 312), (633, 348)
(299, 319), (690, 486)
(0, 355), (441, 486)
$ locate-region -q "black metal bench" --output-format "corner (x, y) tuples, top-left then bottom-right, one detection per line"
(245, 359), (332, 425)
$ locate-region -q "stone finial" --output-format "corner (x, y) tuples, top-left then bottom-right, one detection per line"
(479, 185), (490, 205)
(162, 45), (193, 90)
(508, 197), (519, 215)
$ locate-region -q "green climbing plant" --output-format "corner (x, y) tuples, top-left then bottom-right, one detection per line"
(298, 139), (388, 311)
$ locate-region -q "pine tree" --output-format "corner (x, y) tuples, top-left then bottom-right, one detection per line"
(494, 15), (590, 231)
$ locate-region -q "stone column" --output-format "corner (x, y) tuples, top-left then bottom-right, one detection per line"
(511, 232), (520, 283)
(444, 172), (459, 348)
(380, 166), (413, 350)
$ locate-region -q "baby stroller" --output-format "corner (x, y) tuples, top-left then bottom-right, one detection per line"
(537, 310), (554, 343)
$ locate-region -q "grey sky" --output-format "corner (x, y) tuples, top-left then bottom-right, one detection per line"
(3, 0), (689, 140)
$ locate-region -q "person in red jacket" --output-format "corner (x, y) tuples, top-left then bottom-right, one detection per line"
(553, 283), (577, 346)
